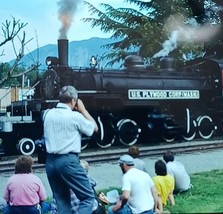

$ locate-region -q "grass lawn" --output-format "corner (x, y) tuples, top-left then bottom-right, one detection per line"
(165, 169), (223, 213)
(1, 169), (223, 213)
(101, 169), (223, 213)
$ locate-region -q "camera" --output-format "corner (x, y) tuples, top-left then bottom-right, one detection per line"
(35, 138), (46, 164)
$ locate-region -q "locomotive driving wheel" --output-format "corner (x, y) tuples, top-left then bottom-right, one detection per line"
(81, 135), (90, 150)
(182, 108), (196, 141)
(197, 115), (216, 139)
(116, 119), (141, 146)
(162, 117), (178, 143)
(96, 115), (116, 148)
(162, 134), (175, 143)
(182, 120), (197, 141)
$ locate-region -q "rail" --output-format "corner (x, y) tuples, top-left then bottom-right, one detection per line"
(0, 139), (222, 174)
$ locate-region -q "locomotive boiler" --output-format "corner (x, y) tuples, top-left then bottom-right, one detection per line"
(39, 39), (223, 148)
(0, 38), (223, 156)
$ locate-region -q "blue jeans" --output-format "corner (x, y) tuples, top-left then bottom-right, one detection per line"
(108, 204), (133, 214)
(3, 205), (40, 214)
(46, 153), (94, 214)
(108, 204), (154, 214)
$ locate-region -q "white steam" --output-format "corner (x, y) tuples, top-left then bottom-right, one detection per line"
(153, 30), (179, 58)
(153, 15), (220, 58)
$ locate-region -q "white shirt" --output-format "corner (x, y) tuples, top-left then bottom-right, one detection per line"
(166, 160), (191, 191)
(43, 103), (95, 154)
(122, 168), (155, 213)
(133, 158), (147, 172)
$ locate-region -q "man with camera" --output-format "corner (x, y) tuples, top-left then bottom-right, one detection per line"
(43, 85), (98, 214)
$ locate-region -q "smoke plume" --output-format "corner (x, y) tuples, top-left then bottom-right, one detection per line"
(57, 0), (82, 39)
(153, 15), (220, 58)
(153, 30), (179, 58)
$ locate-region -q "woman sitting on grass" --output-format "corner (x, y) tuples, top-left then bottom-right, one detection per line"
(3, 155), (47, 214)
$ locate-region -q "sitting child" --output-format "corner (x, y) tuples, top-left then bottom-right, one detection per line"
(153, 159), (175, 212)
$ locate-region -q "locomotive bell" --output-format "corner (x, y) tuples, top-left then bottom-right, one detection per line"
(124, 55), (146, 69)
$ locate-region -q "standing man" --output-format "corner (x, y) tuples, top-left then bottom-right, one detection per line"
(108, 154), (159, 214)
(43, 85), (98, 214)
(163, 150), (192, 193)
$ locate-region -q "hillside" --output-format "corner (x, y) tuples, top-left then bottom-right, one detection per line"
(11, 37), (120, 70)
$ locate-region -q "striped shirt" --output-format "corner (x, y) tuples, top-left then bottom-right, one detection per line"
(44, 103), (95, 154)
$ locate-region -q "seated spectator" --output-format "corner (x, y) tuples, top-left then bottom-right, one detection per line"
(108, 154), (159, 214)
(80, 160), (97, 189)
(80, 160), (102, 213)
(163, 150), (192, 193)
(128, 146), (147, 172)
(3, 155), (47, 214)
(153, 160), (175, 210)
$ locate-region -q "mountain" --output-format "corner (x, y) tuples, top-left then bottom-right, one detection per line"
(12, 37), (120, 70)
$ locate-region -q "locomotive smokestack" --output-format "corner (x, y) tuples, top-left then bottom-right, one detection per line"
(58, 39), (68, 66)
(160, 56), (175, 71)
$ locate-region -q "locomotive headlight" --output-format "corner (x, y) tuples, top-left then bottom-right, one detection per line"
(90, 55), (97, 68)
(45, 56), (59, 67)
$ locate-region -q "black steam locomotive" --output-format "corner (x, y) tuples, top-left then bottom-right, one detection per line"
(0, 39), (223, 156)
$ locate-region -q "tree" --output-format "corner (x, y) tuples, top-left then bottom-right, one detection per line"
(0, 17), (40, 87)
(83, 0), (222, 66)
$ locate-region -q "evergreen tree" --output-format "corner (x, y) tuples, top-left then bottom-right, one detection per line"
(83, 0), (222, 66)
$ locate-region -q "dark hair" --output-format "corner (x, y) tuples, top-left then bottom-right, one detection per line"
(15, 156), (33, 174)
(128, 146), (140, 158)
(59, 85), (78, 103)
(163, 150), (174, 163)
(155, 159), (167, 176)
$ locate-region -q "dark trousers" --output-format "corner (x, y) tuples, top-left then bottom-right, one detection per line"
(46, 153), (94, 214)
(3, 205), (40, 214)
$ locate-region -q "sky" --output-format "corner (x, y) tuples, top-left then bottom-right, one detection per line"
(1, 0), (220, 62)
(0, 0), (137, 62)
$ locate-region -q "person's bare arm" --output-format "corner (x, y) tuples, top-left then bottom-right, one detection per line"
(151, 185), (163, 212)
(112, 190), (130, 212)
(112, 196), (122, 212)
(168, 191), (175, 205)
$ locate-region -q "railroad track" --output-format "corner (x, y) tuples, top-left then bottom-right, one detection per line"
(0, 139), (223, 174)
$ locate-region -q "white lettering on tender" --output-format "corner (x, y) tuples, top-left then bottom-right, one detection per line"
(128, 90), (200, 100)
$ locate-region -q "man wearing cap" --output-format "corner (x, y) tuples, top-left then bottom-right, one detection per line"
(43, 85), (98, 214)
(108, 154), (159, 214)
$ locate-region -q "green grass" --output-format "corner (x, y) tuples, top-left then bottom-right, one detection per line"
(165, 169), (223, 213)
(99, 170), (223, 213)
(1, 170), (223, 214)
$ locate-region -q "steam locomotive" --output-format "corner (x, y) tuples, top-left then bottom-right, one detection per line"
(0, 39), (223, 156)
